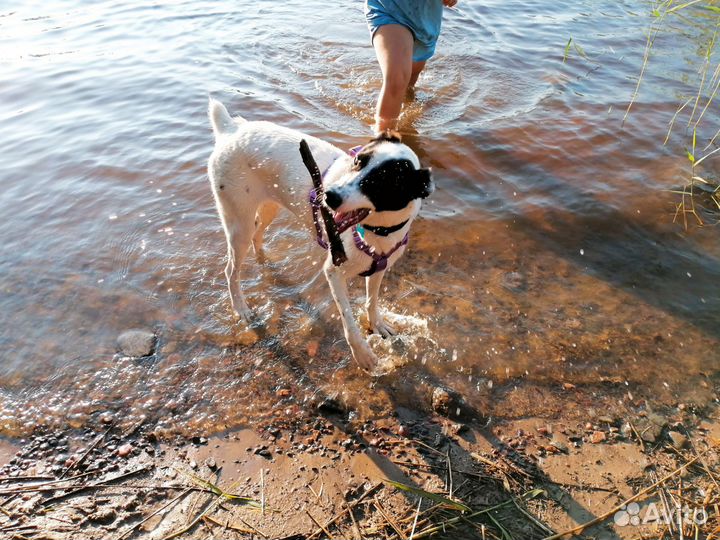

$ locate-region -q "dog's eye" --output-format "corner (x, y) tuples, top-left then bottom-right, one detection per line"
(352, 153), (370, 170)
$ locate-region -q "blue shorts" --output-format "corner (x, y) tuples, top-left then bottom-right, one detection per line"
(365, 0), (444, 62)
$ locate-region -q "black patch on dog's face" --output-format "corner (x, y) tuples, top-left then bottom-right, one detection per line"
(352, 130), (403, 172)
(359, 159), (433, 212)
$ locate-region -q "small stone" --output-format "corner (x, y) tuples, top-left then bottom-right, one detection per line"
(537, 425), (552, 436)
(117, 443), (133, 458)
(668, 431), (688, 450)
(648, 413), (667, 428)
(307, 341), (319, 358)
(206, 457), (217, 470)
(589, 431), (606, 444)
(562, 382), (576, 390)
(117, 329), (156, 357)
(88, 508), (117, 525)
(640, 426), (660, 443)
(431, 386), (464, 417)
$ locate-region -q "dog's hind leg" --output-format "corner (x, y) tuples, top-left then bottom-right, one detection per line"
(252, 201), (281, 257)
(366, 271), (396, 338)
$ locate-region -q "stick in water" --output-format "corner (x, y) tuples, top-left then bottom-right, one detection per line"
(299, 139), (347, 266)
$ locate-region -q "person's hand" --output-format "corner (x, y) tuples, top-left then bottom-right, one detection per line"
(443, 0), (458, 6)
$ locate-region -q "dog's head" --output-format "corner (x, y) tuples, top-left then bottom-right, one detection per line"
(323, 131), (434, 219)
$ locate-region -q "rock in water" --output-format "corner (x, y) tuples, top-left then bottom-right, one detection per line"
(431, 386), (465, 417)
(117, 329), (156, 357)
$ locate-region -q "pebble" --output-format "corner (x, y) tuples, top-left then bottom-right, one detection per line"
(431, 386), (463, 417)
(589, 431), (606, 444)
(117, 329), (157, 357)
(668, 430), (688, 449)
(88, 508), (117, 525)
(117, 443), (133, 458)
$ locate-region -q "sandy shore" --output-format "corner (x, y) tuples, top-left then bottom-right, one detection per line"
(2, 389), (720, 540)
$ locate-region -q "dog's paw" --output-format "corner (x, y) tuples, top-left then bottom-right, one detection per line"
(230, 300), (253, 325)
(370, 318), (396, 338)
(351, 342), (379, 371)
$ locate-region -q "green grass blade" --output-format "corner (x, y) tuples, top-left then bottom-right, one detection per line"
(382, 479), (471, 512)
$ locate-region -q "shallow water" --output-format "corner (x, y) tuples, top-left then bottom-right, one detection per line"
(0, 0), (718, 437)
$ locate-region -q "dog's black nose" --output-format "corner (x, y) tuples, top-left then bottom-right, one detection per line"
(324, 189), (342, 210)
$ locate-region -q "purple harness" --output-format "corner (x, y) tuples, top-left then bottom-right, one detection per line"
(309, 146), (410, 277)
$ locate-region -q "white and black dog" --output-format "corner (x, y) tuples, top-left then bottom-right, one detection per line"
(207, 99), (433, 369)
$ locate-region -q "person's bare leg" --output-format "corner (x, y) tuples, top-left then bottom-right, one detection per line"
(372, 24), (414, 133)
(409, 60), (426, 88)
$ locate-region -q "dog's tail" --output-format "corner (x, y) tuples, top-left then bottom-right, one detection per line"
(208, 98), (243, 138)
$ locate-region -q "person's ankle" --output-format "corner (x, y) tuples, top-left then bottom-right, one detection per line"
(373, 116), (398, 134)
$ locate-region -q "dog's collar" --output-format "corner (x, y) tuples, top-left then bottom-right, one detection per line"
(362, 220), (409, 237)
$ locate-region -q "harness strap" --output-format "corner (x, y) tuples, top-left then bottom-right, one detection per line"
(353, 227), (409, 277)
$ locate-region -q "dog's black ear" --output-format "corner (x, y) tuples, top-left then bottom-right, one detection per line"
(371, 129), (402, 144)
(415, 167), (434, 199)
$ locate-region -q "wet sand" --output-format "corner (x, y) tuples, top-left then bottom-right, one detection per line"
(2, 395), (720, 539)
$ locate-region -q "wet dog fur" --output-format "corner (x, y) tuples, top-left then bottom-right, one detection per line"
(207, 98), (433, 369)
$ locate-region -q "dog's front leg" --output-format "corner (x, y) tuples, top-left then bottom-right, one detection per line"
(324, 261), (379, 370)
(366, 271), (396, 338)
